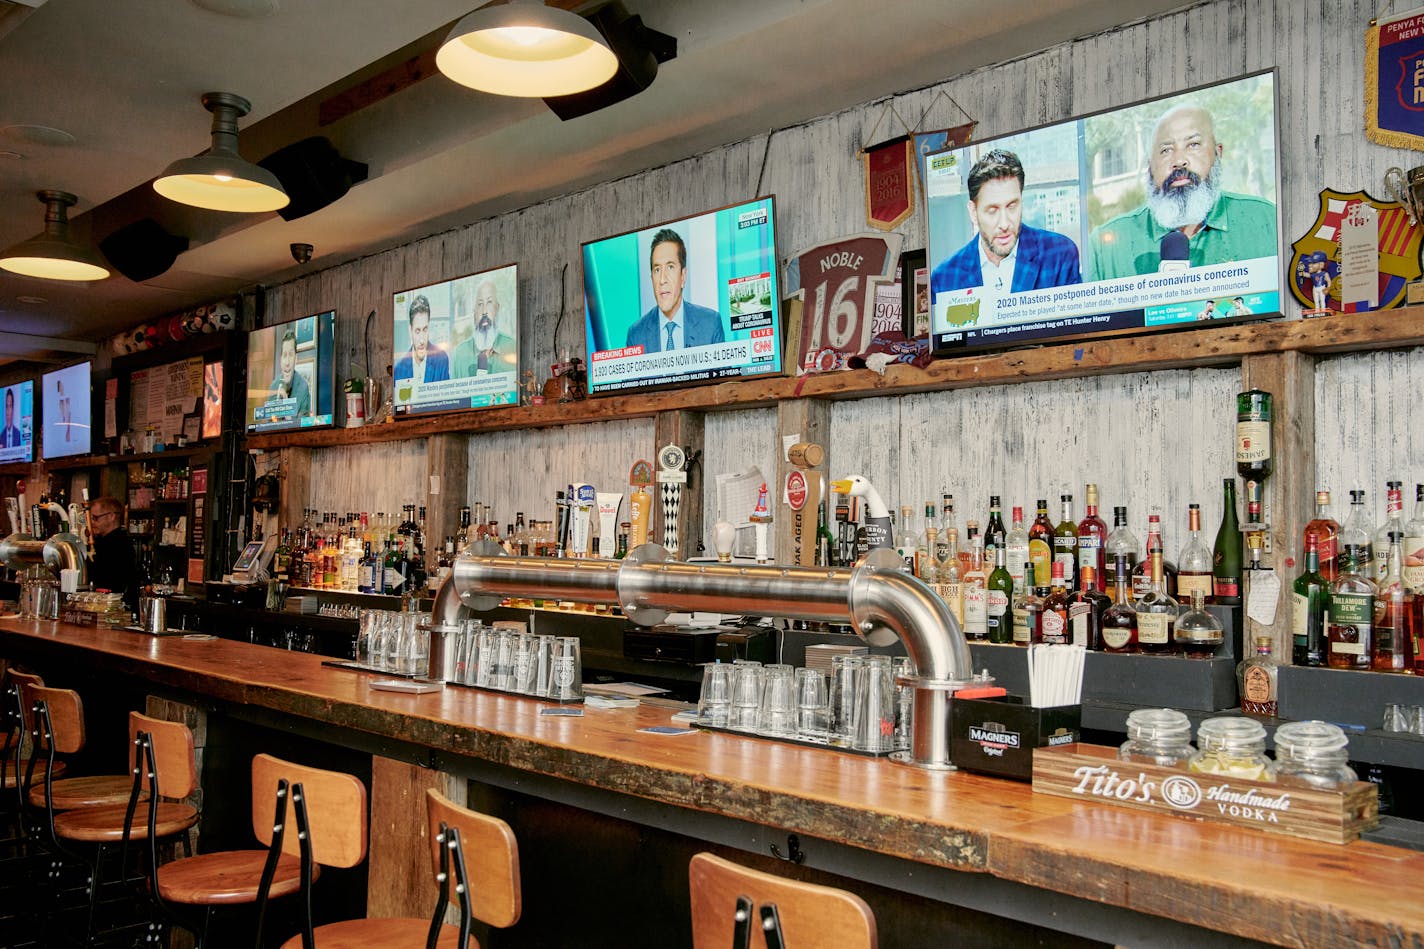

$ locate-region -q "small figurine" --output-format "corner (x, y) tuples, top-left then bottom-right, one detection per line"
(522, 369), (544, 406)
(749, 481), (773, 564)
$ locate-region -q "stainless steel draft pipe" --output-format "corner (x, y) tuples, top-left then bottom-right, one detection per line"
(0, 532), (87, 587)
(433, 544), (970, 768)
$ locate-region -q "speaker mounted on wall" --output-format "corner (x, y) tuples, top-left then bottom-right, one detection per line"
(99, 218), (190, 282)
(543, 1), (676, 121)
(257, 136), (369, 222)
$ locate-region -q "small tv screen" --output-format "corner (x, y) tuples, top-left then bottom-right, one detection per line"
(582, 196), (782, 396)
(0, 380), (34, 464)
(392, 262), (520, 416)
(245, 311), (336, 433)
(40, 363), (92, 460)
(926, 71), (1281, 354)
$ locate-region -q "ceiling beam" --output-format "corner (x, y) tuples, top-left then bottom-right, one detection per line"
(0, 332), (98, 357)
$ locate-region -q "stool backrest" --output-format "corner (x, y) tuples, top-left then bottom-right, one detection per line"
(250, 753), (367, 869)
(689, 852), (877, 949)
(128, 711), (197, 800)
(25, 684), (85, 756)
(426, 788), (522, 929)
(6, 669), (44, 732)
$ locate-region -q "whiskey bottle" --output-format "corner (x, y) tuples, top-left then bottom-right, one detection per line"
(1237, 636), (1280, 716)
(985, 536), (1013, 645)
(1011, 573), (1043, 646)
(1174, 588), (1224, 657)
(1077, 484), (1107, 592)
(1235, 388), (1273, 483)
(1176, 503), (1214, 603)
(1326, 550), (1375, 670)
(1340, 489), (1374, 580)
(1292, 534), (1329, 667)
(1373, 532), (1412, 673)
(1302, 490), (1340, 582)
(1374, 482), (1407, 586)
(1133, 547), (1178, 655)
(1100, 555), (1137, 653)
(1028, 499), (1054, 588)
(1053, 494), (1078, 591)
(1212, 478), (1242, 605)
(1068, 564), (1109, 650)
(1039, 560), (1071, 645)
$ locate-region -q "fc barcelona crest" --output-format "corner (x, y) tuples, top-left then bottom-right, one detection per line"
(1289, 189), (1422, 312)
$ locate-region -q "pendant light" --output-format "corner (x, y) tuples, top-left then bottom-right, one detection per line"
(437, 0), (619, 98)
(0, 190), (110, 282)
(153, 92), (289, 213)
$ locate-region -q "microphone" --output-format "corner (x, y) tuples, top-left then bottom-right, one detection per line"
(1159, 230), (1190, 272)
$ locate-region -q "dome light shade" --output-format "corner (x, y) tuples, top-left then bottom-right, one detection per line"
(0, 190), (110, 282)
(437, 0), (619, 98)
(154, 92), (289, 213)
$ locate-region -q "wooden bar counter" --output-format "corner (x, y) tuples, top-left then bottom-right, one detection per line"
(4, 616), (1422, 948)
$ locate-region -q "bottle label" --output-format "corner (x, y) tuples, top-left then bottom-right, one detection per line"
(1213, 576), (1240, 598)
(1069, 602), (1092, 646)
(1132, 574), (1151, 599)
(1242, 665), (1273, 704)
(1007, 543), (1029, 588)
(1330, 638), (1365, 656)
(1101, 623), (1132, 650)
(1292, 591), (1309, 642)
(1177, 573), (1212, 600)
(1403, 533), (1424, 591)
(986, 590), (1009, 616)
(1028, 539), (1051, 585)
(1330, 592), (1373, 626)
(1076, 536), (1100, 571)
(1012, 608), (1031, 644)
(963, 585), (987, 635)
(1137, 612), (1171, 644)
(1236, 420), (1270, 464)
(1041, 610), (1067, 644)
(1053, 552), (1076, 580)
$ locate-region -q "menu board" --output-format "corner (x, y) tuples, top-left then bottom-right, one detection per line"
(129, 358), (203, 442)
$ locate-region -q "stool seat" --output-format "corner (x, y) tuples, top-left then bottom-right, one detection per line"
(53, 801), (197, 843)
(2, 757), (64, 789)
(156, 849), (309, 905)
(279, 918), (476, 948)
(28, 774), (136, 810)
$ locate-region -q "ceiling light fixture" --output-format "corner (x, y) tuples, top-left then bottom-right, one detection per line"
(437, 0), (619, 98)
(0, 190), (110, 282)
(153, 92), (290, 213)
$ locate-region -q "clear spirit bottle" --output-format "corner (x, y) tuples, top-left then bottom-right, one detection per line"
(1005, 505), (1030, 593)
(1174, 588), (1223, 657)
(1340, 488), (1374, 580)
(1375, 481), (1407, 586)
(1176, 503), (1214, 603)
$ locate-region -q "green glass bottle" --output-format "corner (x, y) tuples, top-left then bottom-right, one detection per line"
(816, 500), (837, 568)
(1293, 534), (1329, 667)
(1212, 478), (1242, 605)
(1236, 389), (1273, 484)
(1053, 494), (1079, 591)
(986, 533), (1014, 644)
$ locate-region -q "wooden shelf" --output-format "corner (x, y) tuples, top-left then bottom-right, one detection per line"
(114, 446), (212, 464)
(246, 308), (1424, 451)
(42, 453), (110, 470)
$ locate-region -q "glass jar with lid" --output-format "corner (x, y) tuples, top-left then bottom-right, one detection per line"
(1119, 707), (1195, 766)
(1189, 717), (1275, 780)
(1274, 720), (1357, 789)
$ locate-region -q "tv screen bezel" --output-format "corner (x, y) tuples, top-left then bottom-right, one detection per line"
(391, 261), (521, 419)
(244, 310), (337, 434)
(0, 379), (35, 464)
(925, 68), (1283, 357)
(580, 194), (784, 398)
(39, 362), (93, 460)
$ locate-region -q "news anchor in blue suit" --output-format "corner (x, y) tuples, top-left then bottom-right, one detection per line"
(624, 228), (726, 353)
(930, 148), (1081, 301)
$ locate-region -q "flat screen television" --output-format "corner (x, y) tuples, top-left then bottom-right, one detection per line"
(245, 311), (336, 433)
(925, 70), (1281, 354)
(392, 262), (520, 416)
(582, 196), (782, 396)
(0, 380), (34, 464)
(40, 363), (92, 460)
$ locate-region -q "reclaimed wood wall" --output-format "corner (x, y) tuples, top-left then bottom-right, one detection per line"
(268, 0), (1423, 541)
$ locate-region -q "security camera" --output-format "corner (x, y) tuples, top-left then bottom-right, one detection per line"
(290, 242), (313, 264)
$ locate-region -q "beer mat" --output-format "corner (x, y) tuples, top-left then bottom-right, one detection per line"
(116, 625), (188, 637)
(181, 633), (217, 641)
(640, 725), (697, 735)
(583, 682), (670, 697)
(585, 695), (639, 709)
(670, 710), (700, 724)
(370, 679), (443, 694)
(540, 707), (584, 716)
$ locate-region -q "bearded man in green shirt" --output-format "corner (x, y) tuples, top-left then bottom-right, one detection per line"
(1086, 104), (1277, 281)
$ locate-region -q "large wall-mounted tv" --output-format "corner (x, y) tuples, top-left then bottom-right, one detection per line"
(582, 196), (782, 396)
(392, 262), (520, 417)
(0, 380), (34, 464)
(926, 70), (1280, 354)
(245, 311), (336, 433)
(40, 363), (92, 460)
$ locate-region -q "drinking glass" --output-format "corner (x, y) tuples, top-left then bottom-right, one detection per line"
(475, 628), (497, 687)
(513, 632), (538, 694)
(892, 656), (914, 753)
(729, 663), (765, 732)
(756, 665), (797, 737)
(492, 630), (516, 691)
(852, 656), (895, 753)
(1410, 705), (1424, 737)
(551, 637), (582, 701)
(356, 610), (377, 666)
(698, 663), (733, 727)
(533, 635), (556, 697)
(795, 668), (830, 739)
(829, 655), (864, 744)
(1383, 702), (1409, 732)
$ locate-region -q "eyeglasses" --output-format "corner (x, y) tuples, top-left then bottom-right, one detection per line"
(91, 511), (118, 522)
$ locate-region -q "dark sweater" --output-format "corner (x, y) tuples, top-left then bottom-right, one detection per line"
(90, 528), (140, 611)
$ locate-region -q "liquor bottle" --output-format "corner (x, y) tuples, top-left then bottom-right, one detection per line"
(1174, 589), (1223, 657)
(1028, 499), (1054, 588)
(1131, 511), (1178, 599)
(1373, 532), (1412, 673)
(1326, 550), (1375, 671)
(616, 523), (630, 559)
(1292, 534), (1329, 667)
(1077, 484), (1107, 591)
(895, 505), (917, 573)
(1053, 494), (1078, 591)
(1341, 489), (1375, 577)
(358, 542), (377, 594)
(1237, 636), (1280, 716)
(274, 529), (292, 579)
(1235, 388), (1273, 484)
(1375, 481), (1406, 586)
(1102, 558), (1139, 648)
(936, 527), (964, 626)
(1211, 478), (1242, 605)
(383, 537), (406, 595)
(817, 501), (837, 568)
(1104, 506), (1139, 576)
(1005, 505), (1030, 593)
(960, 519), (980, 576)
(984, 496), (1006, 560)
(1068, 564), (1109, 650)
(1403, 483), (1424, 594)
(1039, 560), (1071, 645)
(1133, 547), (1178, 655)
(962, 533), (988, 640)
(986, 535), (1013, 644)
(1176, 503), (1214, 603)
(935, 493), (956, 563)
(1302, 490), (1340, 582)
(1010, 570), (1044, 646)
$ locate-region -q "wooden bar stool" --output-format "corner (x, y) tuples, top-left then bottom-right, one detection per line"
(689, 852), (877, 949)
(151, 753), (367, 947)
(276, 787), (522, 948)
(22, 682), (134, 814)
(2, 671), (67, 798)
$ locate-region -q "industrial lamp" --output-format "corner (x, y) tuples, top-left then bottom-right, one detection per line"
(436, 0), (619, 98)
(0, 190), (110, 282)
(153, 92), (290, 213)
